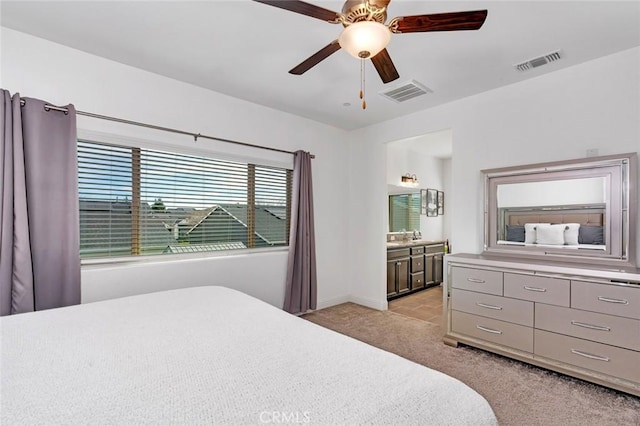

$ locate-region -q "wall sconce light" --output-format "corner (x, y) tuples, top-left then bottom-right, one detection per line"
(401, 173), (419, 187)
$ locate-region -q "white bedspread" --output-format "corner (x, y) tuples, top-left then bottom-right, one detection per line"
(1, 286), (496, 425)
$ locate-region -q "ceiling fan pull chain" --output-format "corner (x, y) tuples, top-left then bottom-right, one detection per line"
(361, 58), (367, 110)
(360, 59), (364, 99)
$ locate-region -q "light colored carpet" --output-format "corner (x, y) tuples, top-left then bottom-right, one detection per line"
(302, 303), (640, 426)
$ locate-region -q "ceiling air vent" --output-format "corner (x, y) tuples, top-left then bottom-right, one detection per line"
(514, 50), (563, 72)
(379, 80), (433, 103)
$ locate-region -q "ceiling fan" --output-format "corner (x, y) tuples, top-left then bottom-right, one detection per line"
(252, 0), (488, 85)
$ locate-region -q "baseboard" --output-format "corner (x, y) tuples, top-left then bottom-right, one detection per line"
(347, 295), (388, 311)
(315, 294), (388, 311)
(316, 295), (350, 310)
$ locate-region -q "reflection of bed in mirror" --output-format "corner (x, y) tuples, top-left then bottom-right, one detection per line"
(498, 205), (606, 251)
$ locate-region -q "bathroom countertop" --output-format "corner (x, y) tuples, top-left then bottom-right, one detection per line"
(386, 239), (446, 249)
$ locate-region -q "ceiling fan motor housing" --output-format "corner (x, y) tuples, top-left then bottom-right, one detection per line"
(341, 0), (388, 25)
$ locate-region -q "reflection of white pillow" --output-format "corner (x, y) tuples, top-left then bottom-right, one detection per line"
(536, 224), (566, 245)
(564, 223), (580, 245)
(524, 223), (549, 244)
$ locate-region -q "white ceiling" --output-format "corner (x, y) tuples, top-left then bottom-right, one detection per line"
(2, 1), (639, 131)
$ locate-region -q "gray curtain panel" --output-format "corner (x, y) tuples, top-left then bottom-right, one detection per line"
(283, 151), (317, 314)
(0, 90), (80, 316)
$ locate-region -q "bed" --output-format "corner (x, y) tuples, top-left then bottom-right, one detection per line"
(1, 286), (497, 425)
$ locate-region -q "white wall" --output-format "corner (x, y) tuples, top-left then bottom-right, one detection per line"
(386, 147), (447, 240)
(349, 46), (640, 309)
(386, 146), (417, 189)
(410, 154), (445, 241)
(1, 28), (351, 309)
(442, 158), (452, 245)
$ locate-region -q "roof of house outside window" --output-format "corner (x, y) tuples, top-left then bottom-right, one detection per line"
(79, 199), (287, 256)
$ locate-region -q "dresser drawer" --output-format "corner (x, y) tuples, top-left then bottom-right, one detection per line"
(451, 267), (503, 296)
(452, 310), (533, 352)
(571, 281), (640, 319)
(504, 273), (569, 306)
(452, 288), (533, 327)
(535, 304), (640, 351)
(534, 329), (640, 383)
(411, 256), (424, 272)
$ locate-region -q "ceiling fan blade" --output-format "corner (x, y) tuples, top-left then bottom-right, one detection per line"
(252, 0), (340, 22)
(371, 49), (400, 84)
(391, 10), (488, 33)
(289, 40), (341, 75)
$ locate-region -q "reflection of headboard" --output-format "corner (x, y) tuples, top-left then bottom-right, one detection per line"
(505, 211), (604, 226)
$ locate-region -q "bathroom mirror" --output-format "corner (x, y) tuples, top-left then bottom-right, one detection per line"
(388, 192), (420, 232)
(483, 153), (637, 268)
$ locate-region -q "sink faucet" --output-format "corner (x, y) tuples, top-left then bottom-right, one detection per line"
(402, 231), (409, 242)
(413, 230), (421, 240)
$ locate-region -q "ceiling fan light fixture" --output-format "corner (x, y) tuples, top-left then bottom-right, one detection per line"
(338, 21), (391, 59)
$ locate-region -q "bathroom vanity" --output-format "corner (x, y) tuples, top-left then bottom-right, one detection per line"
(387, 240), (444, 300)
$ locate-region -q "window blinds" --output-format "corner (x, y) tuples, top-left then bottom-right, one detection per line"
(78, 140), (291, 259)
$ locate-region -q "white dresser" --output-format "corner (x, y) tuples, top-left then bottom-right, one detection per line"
(444, 253), (640, 397)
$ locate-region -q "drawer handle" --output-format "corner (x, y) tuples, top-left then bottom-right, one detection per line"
(523, 286), (547, 292)
(396, 262), (401, 266)
(476, 325), (503, 334)
(570, 321), (611, 332)
(467, 278), (486, 284)
(597, 296), (629, 305)
(570, 349), (610, 362)
(476, 302), (503, 311)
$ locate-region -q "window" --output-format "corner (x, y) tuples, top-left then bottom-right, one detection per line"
(78, 140), (291, 259)
(388, 193), (420, 232)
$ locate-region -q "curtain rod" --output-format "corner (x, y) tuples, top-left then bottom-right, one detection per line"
(18, 98), (314, 159)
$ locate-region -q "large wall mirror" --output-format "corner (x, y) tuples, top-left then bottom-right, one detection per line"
(483, 153), (637, 268)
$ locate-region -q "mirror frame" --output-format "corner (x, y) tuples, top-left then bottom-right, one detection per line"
(482, 153), (637, 268)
